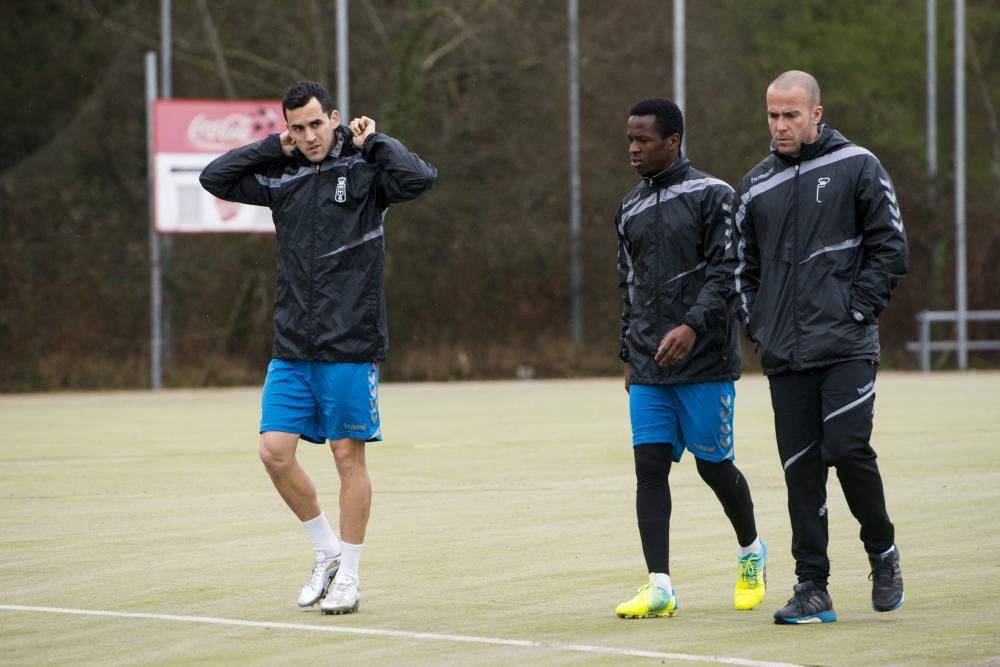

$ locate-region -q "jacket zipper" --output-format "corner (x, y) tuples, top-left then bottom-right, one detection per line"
(653, 183), (665, 374)
(307, 162), (320, 357)
(791, 163), (801, 367)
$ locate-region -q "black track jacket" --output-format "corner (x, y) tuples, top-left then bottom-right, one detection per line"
(200, 126), (437, 362)
(616, 155), (741, 385)
(731, 125), (907, 375)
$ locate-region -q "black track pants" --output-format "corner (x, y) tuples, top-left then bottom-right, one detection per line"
(768, 360), (895, 585)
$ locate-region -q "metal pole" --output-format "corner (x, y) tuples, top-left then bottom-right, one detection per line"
(673, 0), (685, 152)
(927, 0), (937, 190)
(161, 0), (172, 98)
(146, 52), (162, 391)
(918, 311), (931, 372)
(160, 0), (173, 371)
(568, 0), (583, 348)
(955, 0), (967, 369)
(336, 0), (349, 120)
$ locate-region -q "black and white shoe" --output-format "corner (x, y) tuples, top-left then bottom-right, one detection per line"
(297, 552), (341, 607)
(773, 581), (837, 624)
(869, 545), (904, 612)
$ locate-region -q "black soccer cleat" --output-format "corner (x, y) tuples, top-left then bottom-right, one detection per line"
(773, 581), (837, 624)
(869, 545), (904, 612)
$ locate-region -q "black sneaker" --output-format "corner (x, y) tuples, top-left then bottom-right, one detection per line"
(869, 545), (904, 612)
(773, 581), (837, 624)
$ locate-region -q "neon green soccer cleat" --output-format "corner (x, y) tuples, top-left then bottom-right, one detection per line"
(615, 574), (678, 618)
(734, 540), (767, 610)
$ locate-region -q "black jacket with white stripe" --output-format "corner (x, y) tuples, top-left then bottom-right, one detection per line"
(731, 125), (907, 375)
(616, 155), (741, 385)
(200, 126), (437, 362)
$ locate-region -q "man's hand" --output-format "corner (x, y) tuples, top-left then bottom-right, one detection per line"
(624, 363), (631, 393)
(279, 130), (296, 157)
(349, 116), (376, 148)
(654, 324), (696, 367)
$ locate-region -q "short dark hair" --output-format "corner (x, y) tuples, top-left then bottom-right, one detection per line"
(629, 97), (684, 142)
(282, 80), (335, 118)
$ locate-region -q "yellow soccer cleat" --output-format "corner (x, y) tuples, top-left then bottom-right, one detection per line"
(615, 574), (678, 618)
(734, 540), (768, 610)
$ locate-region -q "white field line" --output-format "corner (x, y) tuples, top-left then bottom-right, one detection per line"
(1, 604), (803, 667)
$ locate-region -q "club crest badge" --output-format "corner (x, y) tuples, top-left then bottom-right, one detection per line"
(335, 176), (348, 203)
(816, 176), (831, 203)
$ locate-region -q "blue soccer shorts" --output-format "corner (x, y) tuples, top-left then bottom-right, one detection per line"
(260, 359), (382, 444)
(628, 381), (735, 462)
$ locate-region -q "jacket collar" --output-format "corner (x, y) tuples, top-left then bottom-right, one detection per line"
(642, 153), (690, 187)
(290, 124), (355, 164)
(331, 124), (353, 158)
(771, 124), (851, 165)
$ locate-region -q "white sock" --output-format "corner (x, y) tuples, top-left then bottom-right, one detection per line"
(302, 512), (341, 557)
(339, 541), (363, 580)
(738, 537), (762, 558)
(881, 544), (896, 557)
(652, 572), (672, 593)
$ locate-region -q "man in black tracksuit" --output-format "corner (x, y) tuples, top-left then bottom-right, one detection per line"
(614, 98), (766, 619)
(200, 81), (436, 615)
(732, 71), (907, 624)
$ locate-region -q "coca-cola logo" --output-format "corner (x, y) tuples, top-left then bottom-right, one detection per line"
(187, 107), (281, 149)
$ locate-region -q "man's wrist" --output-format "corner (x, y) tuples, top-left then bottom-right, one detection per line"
(264, 133), (290, 158)
(849, 301), (874, 324)
(361, 132), (379, 153)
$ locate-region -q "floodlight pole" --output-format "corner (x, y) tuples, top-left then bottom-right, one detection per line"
(161, 0), (172, 99)
(674, 0), (685, 152)
(146, 52), (162, 391)
(337, 0), (349, 119)
(927, 0), (937, 196)
(568, 0), (583, 348)
(954, 0), (968, 369)
(159, 0), (173, 376)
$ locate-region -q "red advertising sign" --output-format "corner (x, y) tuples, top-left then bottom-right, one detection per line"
(154, 99), (284, 233)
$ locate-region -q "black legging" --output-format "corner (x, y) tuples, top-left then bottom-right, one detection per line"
(634, 444), (758, 574)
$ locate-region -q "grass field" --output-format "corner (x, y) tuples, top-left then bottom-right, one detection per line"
(2, 372), (999, 666)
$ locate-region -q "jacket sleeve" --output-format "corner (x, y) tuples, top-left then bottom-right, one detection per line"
(616, 206), (632, 362)
(362, 133), (438, 204)
(731, 184), (760, 342)
(198, 134), (286, 207)
(849, 157), (909, 323)
(683, 184), (737, 336)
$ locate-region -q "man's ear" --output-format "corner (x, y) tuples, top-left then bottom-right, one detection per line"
(812, 105), (823, 126)
(331, 109), (341, 126)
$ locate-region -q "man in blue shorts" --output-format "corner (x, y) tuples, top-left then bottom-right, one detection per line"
(200, 81), (436, 614)
(614, 98), (766, 618)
